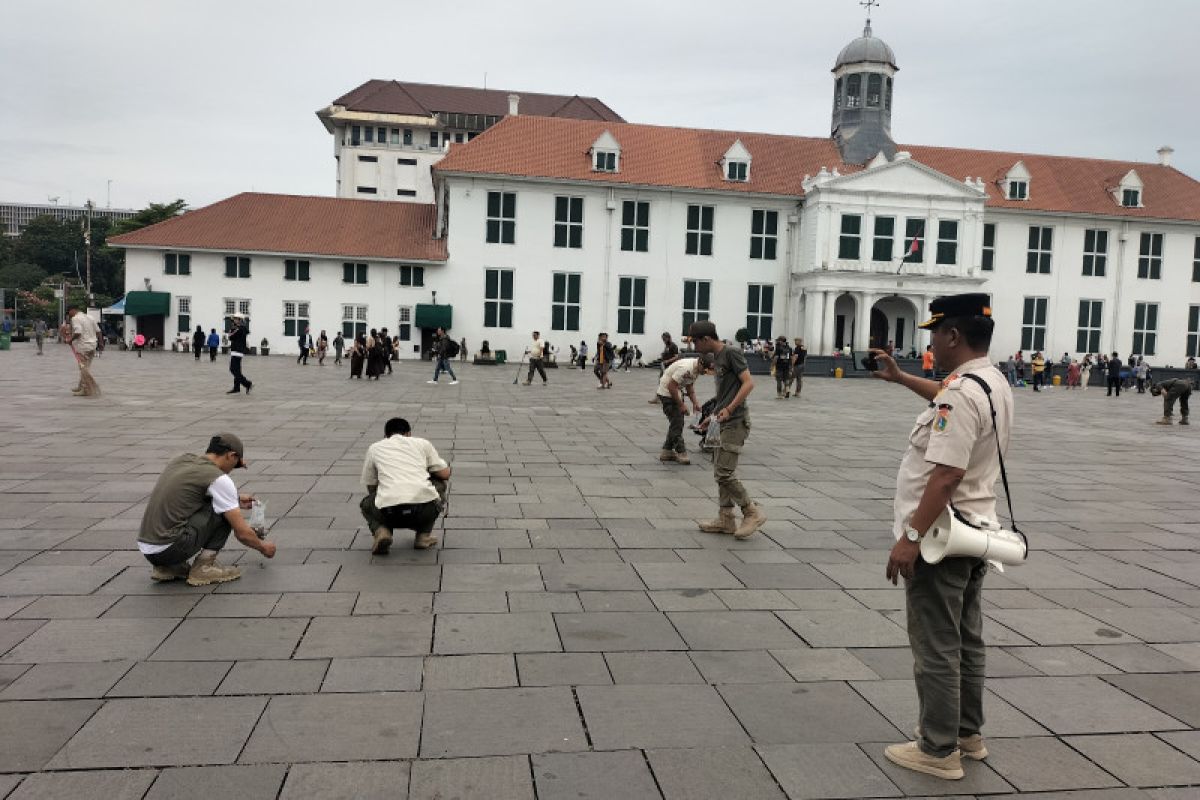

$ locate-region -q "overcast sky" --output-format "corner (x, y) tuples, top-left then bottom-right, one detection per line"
(2, 0), (1195, 210)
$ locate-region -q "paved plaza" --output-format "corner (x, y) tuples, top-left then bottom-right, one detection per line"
(1, 342), (1199, 799)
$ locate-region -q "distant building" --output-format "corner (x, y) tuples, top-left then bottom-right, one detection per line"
(1, 202), (138, 237)
(316, 81), (622, 203)
(114, 21), (1200, 366)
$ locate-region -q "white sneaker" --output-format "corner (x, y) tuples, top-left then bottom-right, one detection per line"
(426, 380), (437, 384)
(449, 380), (459, 385)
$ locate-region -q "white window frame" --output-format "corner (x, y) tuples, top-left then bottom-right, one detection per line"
(484, 268), (514, 328)
(176, 296), (191, 334)
(838, 214), (862, 260)
(284, 258), (310, 282)
(750, 210), (778, 260)
(398, 306), (413, 342)
(283, 301), (310, 337)
(682, 279), (711, 334)
(1007, 181), (1028, 200)
(1187, 305), (1199, 358)
(224, 255), (251, 278)
(1021, 297), (1048, 351)
(593, 150), (618, 172)
(873, 216), (895, 262)
(1076, 299), (1103, 354)
(485, 191), (516, 244)
(343, 262), (368, 285)
(685, 205), (714, 256)
(551, 271), (582, 332)
(935, 219), (958, 266)
(726, 161), (748, 181)
(1026, 226), (1052, 274)
(553, 196), (583, 249)
(617, 276), (646, 335)
(1137, 232), (1163, 280)
(746, 283), (774, 339)
(981, 222), (995, 271)
(399, 265), (424, 287)
(164, 252), (190, 275)
(1082, 229), (1108, 277)
(342, 304), (367, 338)
(1122, 188), (1141, 208)
(620, 201), (649, 253)
(1132, 302), (1158, 356)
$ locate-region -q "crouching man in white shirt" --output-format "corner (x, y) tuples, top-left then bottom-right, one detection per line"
(360, 417), (452, 554)
(137, 433), (276, 586)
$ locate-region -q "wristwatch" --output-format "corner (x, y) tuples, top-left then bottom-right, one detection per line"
(904, 527), (922, 542)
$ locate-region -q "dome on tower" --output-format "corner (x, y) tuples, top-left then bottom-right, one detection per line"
(834, 23), (897, 69)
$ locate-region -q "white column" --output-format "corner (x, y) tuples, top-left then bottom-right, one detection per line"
(821, 291), (838, 355)
(854, 292), (875, 353)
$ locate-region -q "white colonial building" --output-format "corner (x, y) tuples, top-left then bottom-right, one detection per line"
(114, 23), (1200, 366)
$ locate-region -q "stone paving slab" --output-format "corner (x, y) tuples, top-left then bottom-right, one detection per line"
(3, 353), (1200, 797)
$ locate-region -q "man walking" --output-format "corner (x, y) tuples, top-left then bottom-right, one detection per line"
(333, 332), (345, 365)
(1152, 379), (1193, 425)
(297, 326), (313, 365)
(922, 345), (936, 379)
(1030, 351), (1045, 391)
(136, 433), (276, 586)
(525, 331), (548, 385)
(65, 306), (102, 397)
(226, 316), (253, 394)
(772, 335), (793, 398)
(34, 318), (47, 355)
(790, 338), (808, 397)
(690, 320), (765, 538)
(594, 333), (614, 389)
(206, 328), (220, 362)
(1106, 351), (1122, 396)
(380, 328), (394, 374)
(428, 327), (458, 384)
(871, 293), (1012, 781)
(657, 353), (712, 464)
(360, 417), (452, 553)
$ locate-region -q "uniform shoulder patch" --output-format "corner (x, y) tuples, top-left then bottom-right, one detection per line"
(934, 403), (952, 432)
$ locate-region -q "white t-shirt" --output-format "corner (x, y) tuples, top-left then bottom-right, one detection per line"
(70, 313), (100, 351)
(657, 358), (701, 398)
(361, 435), (448, 507)
(137, 474), (240, 554)
(530, 340), (545, 358)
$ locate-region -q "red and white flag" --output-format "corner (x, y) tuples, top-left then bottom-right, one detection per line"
(907, 235), (920, 255)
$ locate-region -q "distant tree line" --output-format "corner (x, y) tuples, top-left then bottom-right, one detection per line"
(0, 200), (186, 322)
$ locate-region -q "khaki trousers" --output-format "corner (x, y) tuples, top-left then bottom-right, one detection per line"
(714, 415), (751, 509)
(905, 556), (988, 758)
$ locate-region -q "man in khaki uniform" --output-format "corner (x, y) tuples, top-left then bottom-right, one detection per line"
(872, 293), (1013, 781)
(656, 353), (713, 464)
(66, 305), (102, 396)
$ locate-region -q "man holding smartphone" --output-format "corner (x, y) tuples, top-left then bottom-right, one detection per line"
(870, 293), (1012, 781)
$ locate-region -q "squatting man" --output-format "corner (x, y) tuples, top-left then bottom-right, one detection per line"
(136, 434), (276, 586)
(871, 293), (1013, 781)
(360, 417), (452, 554)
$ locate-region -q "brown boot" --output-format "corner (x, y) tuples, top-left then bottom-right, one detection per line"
(414, 532), (439, 549)
(1180, 417), (1190, 425)
(150, 562), (189, 582)
(371, 525), (393, 555)
(658, 449), (677, 462)
(186, 554), (242, 587)
(675, 451), (691, 465)
(735, 503), (766, 539)
(1156, 417), (1173, 425)
(698, 508), (737, 534)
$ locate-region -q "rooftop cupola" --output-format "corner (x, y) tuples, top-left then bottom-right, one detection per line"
(831, 3), (898, 165)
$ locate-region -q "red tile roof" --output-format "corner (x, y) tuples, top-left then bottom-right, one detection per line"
(109, 193), (447, 262)
(435, 116), (1200, 221)
(332, 80), (624, 122)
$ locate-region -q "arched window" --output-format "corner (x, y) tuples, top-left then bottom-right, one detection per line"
(846, 74), (862, 108)
(866, 74), (882, 107)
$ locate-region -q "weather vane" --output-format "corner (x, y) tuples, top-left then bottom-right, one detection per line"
(860, 0), (879, 25)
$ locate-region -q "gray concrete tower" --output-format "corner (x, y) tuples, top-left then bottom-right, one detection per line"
(830, 18), (898, 164)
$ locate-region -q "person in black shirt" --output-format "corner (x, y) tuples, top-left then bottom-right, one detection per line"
(226, 316), (253, 394)
(790, 338), (808, 397)
(1106, 351), (1122, 397)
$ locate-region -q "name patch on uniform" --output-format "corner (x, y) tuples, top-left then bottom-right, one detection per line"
(935, 403), (953, 432)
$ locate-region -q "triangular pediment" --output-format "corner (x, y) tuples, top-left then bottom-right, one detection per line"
(819, 157), (985, 198)
(723, 139), (752, 162)
(1006, 160), (1032, 181)
(591, 130), (620, 152)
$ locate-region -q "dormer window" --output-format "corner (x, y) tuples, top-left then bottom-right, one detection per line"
(721, 139), (752, 183)
(590, 130), (621, 173)
(1000, 161), (1032, 201)
(594, 151), (618, 172)
(1113, 169), (1144, 208)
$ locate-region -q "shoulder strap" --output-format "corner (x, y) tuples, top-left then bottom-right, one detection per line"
(958, 373), (1026, 546)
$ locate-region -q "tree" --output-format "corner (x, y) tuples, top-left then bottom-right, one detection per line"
(13, 216), (81, 277)
(111, 200), (187, 236)
(0, 262), (47, 291)
(735, 327), (751, 345)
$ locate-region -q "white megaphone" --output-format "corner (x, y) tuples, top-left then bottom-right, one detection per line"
(920, 506), (1027, 569)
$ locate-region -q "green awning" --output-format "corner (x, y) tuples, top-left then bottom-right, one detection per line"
(124, 291), (171, 316)
(414, 304), (452, 330)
